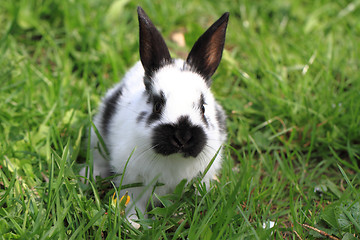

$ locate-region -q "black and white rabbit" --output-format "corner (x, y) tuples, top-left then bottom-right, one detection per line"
(81, 7), (229, 219)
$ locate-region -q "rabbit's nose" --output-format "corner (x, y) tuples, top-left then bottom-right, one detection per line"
(173, 129), (192, 147)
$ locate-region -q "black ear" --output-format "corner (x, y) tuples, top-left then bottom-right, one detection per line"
(137, 7), (172, 79)
(186, 12), (229, 85)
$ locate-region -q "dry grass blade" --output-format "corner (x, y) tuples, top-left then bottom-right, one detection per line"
(301, 224), (340, 240)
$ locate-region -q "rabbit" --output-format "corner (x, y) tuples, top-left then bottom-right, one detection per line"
(81, 6), (229, 222)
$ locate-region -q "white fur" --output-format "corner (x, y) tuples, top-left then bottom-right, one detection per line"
(81, 59), (226, 218)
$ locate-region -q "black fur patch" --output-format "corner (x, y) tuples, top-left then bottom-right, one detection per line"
(215, 104), (226, 134)
(102, 86), (123, 136)
(152, 116), (207, 158)
(137, 111), (147, 123)
(144, 76), (153, 93)
(147, 91), (166, 125)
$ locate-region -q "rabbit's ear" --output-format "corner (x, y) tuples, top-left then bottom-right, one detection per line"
(138, 7), (172, 79)
(186, 12), (229, 86)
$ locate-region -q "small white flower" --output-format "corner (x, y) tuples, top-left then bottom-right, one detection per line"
(314, 185), (328, 195)
(262, 220), (276, 229)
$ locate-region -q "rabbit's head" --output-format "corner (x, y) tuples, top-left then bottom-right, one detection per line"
(136, 7), (228, 160)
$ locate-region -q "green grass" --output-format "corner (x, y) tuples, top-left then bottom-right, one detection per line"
(1, 0), (359, 239)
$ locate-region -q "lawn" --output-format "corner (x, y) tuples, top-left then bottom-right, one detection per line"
(1, 0), (359, 239)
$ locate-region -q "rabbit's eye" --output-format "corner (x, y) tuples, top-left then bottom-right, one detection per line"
(153, 102), (163, 113)
(201, 105), (205, 115)
(199, 94), (206, 116)
(151, 91), (165, 115)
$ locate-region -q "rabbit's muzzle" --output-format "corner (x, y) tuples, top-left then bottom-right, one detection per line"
(152, 116), (207, 158)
